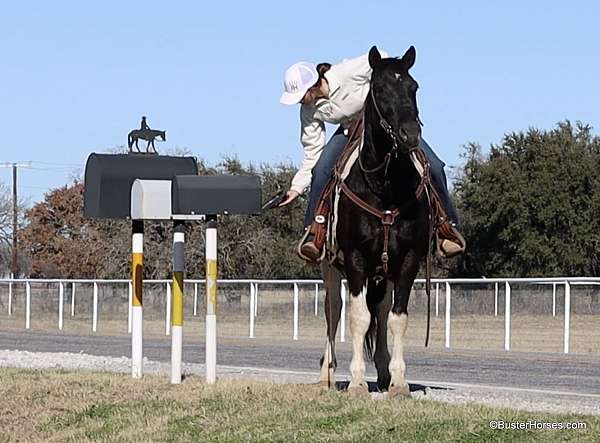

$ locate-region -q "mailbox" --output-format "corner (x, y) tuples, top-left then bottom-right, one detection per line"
(130, 180), (172, 220)
(172, 175), (262, 216)
(84, 153), (197, 219)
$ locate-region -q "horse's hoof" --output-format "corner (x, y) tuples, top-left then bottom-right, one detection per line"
(347, 382), (369, 396)
(377, 376), (391, 392)
(319, 380), (336, 390)
(388, 383), (411, 398)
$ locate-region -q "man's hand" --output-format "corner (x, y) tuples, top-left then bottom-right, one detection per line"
(279, 189), (300, 207)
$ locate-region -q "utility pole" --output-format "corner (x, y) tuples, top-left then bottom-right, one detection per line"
(12, 164), (17, 277)
(1, 162), (31, 277)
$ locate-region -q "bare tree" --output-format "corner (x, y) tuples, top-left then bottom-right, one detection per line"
(0, 181), (27, 276)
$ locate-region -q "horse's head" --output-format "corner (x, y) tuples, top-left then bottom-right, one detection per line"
(368, 46), (421, 151)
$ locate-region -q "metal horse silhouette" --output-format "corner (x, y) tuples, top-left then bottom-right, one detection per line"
(128, 116), (166, 154)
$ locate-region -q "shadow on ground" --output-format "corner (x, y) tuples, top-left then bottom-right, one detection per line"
(334, 380), (451, 394)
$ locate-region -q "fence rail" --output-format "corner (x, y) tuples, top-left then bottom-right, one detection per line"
(1, 277), (599, 354)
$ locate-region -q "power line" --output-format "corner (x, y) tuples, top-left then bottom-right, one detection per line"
(30, 160), (81, 167)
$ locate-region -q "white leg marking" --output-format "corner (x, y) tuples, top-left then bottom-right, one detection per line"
(319, 339), (335, 387)
(388, 312), (409, 396)
(349, 286), (370, 390)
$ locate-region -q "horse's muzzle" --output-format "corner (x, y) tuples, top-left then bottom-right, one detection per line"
(400, 125), (421, 150)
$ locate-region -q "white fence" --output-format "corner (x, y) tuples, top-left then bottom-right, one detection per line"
(1, 277), (599, 354)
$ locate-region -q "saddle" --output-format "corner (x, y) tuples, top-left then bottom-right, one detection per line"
(297, 115), (466, 265)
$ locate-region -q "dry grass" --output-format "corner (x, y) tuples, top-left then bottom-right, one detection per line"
(1, 310), (598, 355)
(0, 367), (598, 442)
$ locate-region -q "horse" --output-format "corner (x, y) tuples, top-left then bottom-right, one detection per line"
(319, 46), (430, 398)
(128, 129), (166, 153)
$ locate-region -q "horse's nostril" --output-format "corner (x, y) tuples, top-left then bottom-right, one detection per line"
(399, 128), (410, 142)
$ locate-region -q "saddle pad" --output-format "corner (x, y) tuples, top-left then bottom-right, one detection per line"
(330, 138), (362, 249)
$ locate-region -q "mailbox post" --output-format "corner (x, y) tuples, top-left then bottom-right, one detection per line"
(84, 153), (197, 379)
(171, 174), (261, 384)
(85, 156), (261, 384)
(205, 215), (218, 384)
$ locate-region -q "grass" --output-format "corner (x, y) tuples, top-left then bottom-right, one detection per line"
(0, 367), (598, 442)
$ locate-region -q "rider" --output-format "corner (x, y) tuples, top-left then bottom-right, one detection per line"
(278, 49), (465, 261)
(140, 116), (151, 131)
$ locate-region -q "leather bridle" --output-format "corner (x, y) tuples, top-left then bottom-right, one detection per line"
(358, 88), (422, 176)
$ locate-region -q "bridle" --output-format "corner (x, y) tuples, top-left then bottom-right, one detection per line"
(358, 88), (422, 176)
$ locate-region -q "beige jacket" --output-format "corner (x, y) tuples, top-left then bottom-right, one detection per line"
(290, 50), (389, 194)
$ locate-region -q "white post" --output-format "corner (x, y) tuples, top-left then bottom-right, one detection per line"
(552, 283), (557, 318)
(293, 283), (299, 340)
(170, 223), (185, 385)
(435, 283), (439, 317)
(205, 216), (218, 384)
(445, 282), (451, 348)
(193, 282), (198, 316)
(128, 282), (132, 334)
(494, 282), (499, 317)
(25, 281), (31, 329)
(564, 281), (571, 354)
(8, 281), (12, 316)
(131, 221), (144, 379)
(340, 281), (346, 343)
(58, 282), (64, 331)
(92, 282), (98, 332)
(314, 283), (319, 317)
(249, 282), (255, 338)
(70, 283), (76, 317)
(504, 282), (511, 351)
(254, 283), (258, 317)
(165, 282), (171, 336)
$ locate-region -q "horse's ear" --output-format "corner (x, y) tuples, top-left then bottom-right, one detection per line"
(369, 46), (382, 68)
(400, 46), (416, 70)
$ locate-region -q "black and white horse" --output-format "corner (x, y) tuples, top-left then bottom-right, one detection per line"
(320, 46), (430, 397)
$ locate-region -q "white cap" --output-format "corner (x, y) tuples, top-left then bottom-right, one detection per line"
(279, 61), (319, 105)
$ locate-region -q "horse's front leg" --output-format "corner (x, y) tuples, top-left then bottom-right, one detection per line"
(346, 256), (369, 394)
(388, 255), (420, 398)
(319, 262), (342, 389)
(374, 281), (393, 391)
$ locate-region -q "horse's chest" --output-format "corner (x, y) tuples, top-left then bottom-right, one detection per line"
(337, 214), (422, 254)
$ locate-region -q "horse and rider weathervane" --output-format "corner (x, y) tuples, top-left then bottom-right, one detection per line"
(128, 116), (166, 154)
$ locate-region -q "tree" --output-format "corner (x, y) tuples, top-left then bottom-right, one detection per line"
(18, 183), (106, 278)
(452, 121), (600, 277)
(0, 181), (28, 276)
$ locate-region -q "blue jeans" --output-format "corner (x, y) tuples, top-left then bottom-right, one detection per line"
(304, 126), (459, 227)
(304, 126), (348, 227)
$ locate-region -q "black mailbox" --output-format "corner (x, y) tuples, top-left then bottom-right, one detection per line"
(84, 153), (197, 219)
(172, 175), (262, 216)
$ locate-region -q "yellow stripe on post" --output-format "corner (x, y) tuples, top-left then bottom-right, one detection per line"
(132, 252), (143, 307)
(172, 271), (184, 326)
(206, 259), (218, 315)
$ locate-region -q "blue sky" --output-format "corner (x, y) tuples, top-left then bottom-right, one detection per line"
(1, 1), (598, 203)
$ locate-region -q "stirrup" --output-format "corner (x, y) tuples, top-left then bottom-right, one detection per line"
(297, 228), (326, 263)
(435, 223), (466, 259)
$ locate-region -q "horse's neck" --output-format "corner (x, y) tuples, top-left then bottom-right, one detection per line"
(356, 120), (420, 204)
